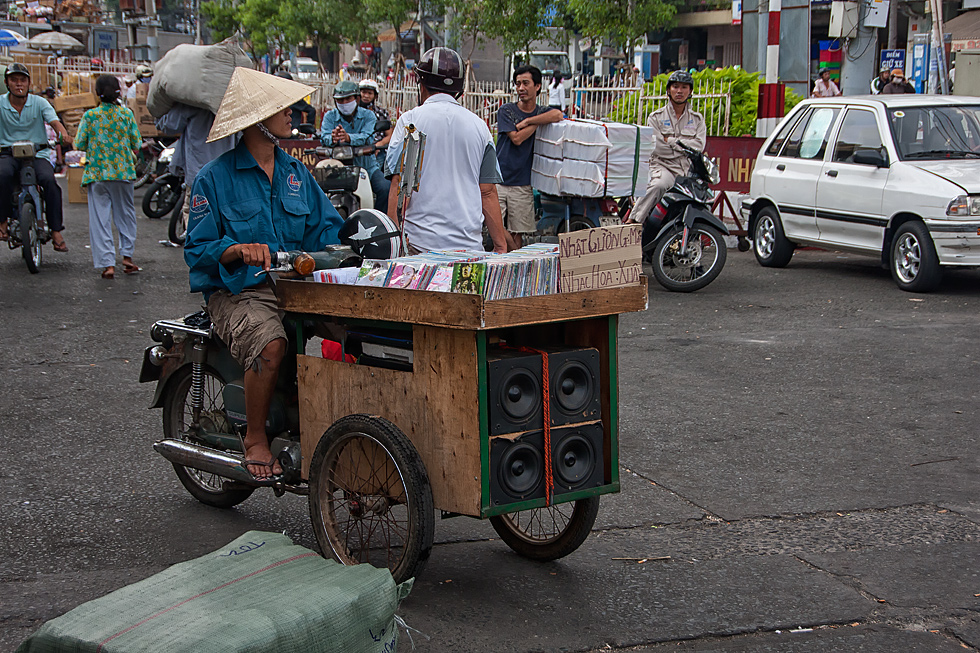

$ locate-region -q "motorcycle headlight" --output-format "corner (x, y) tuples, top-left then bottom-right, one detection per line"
(331, 146), (354, 160)
(705, 156), (721, 185)
(159, 147), (174, 165)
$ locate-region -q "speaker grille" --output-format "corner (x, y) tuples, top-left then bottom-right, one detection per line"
(547, 348), (601, 426)
(551, 422), (604, 495)
(487, 352), (543, 436)
(489, 432), (545, 505)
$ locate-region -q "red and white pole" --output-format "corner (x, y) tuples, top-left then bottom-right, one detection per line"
(756, 0), (786, 137)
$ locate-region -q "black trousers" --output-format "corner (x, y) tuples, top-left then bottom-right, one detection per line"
(0, 155), (64, 232)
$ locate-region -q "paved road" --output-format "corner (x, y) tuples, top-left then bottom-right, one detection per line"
(1, 186), (978, 652)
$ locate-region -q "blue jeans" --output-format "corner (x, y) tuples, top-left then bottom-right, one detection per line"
(370, 167), (390, 214)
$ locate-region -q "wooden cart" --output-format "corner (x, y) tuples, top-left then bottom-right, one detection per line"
(275, 277), (648, 581)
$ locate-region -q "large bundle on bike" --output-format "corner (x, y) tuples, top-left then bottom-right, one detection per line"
(531, 119), (654, 198)
(146, 38), (252, 118)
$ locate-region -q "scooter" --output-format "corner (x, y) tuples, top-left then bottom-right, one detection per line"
(3, 141), (51, 273)
(630, 142), (729, 292)
(142, 146), (183, 220)
(307, 119), (391, 219)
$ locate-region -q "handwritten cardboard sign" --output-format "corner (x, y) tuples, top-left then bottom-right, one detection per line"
(559, 224), (642, 293)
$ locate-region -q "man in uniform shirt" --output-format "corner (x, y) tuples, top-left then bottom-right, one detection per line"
(496, 65), (562, 244)
(320, 80), (390, 213)
(184, 67), (344, 479)
(0, 63), (72, 250)
(385, 47), (508, 254)
(630, 70), (706, 224)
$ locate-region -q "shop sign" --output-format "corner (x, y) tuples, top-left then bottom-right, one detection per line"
(880, 49), (905, 71)
(704, 136), (766, 194)
(279, 139), (319, 170)
(732, 0), (742, 25)
(93, 29), (116, 51)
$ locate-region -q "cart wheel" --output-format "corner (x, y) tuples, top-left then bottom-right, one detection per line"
(308, 415), (434, 583)
(489, 496), (600, 562)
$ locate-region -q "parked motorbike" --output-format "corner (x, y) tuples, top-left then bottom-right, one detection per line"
(142, 146), (183, 220)
(629, 142), (728, 292)
(3, 141), (51, 273)
(134, 137), (169, 189)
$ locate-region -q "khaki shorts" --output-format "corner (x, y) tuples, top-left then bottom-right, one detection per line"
(207, 286), (286, 371)
(497, 184), (536, 234)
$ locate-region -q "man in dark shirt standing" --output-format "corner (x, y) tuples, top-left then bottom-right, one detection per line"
(495, 65), (562, 244)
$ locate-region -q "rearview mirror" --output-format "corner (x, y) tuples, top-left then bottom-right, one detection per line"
(853, 149), (889, 167)
(297, 123), (316, 135)
(374, 118), (392, 132)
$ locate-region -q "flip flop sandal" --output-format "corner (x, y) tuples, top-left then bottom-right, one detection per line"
(53, 240), (68, 252)
(123, 261), (141, 274)
(244, 459), (282, 481)
(101, 268), (114, 279)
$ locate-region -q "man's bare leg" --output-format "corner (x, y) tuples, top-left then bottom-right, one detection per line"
(242, 338), (286, 478)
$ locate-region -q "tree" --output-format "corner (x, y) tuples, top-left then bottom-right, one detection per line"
(200, 0), (241, 42)
(568, 0), (675, 63)
(278, 0), (372, 70)
(479, 0), (556, 56)
(364, 0), (416, 57)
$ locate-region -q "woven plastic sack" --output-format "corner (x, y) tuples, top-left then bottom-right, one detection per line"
(147, 37), (252, 118)
(16, 531), (412, 653)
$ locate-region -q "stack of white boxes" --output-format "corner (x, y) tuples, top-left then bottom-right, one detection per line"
(531, 119), (655, 198)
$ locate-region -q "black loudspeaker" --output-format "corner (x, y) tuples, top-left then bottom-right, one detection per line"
(551, 421), (605, 495)
(546, 348), (601, 426)
(487, 351), (543, 436)
(489, 431), (545, 505)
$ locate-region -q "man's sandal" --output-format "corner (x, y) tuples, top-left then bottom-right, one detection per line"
(244, 459), (282, 481)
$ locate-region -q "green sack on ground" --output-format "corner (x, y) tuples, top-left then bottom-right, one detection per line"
(17, 531), (412, 653)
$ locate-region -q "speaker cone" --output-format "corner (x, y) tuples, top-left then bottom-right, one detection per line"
(498, 368), (540, 423)
(554, 433), (596, 490)
(553, 360), (595, 416)
(498, 442), (543, 497)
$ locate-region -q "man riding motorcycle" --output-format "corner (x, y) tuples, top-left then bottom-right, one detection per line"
(0, 63), (72, 250)
(184, 67), (344, 480)
(320, 80), (390, 213)
(630, 70), (706, 224)
(358, 79), (392, 172)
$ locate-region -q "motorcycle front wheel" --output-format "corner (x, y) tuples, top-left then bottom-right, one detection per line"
(651, 224), (727, 292)
(162, 366), (254, 508)
(167, 192), (187, 245)
(20, 201), (41, 274)
(142, 178), (180, 219)
(134, 155), (154, 189)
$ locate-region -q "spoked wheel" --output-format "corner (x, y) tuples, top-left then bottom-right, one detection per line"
(162, 366), (254, 508)
(134, 156), (154, 189)
(490, 496), (600, 561)
(651, 224), (727, 292)
(20, 201), (41, 274)
(309, 415), (434, 583)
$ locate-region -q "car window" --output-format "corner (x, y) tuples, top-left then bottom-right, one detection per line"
(782, 107), (840, 160)
(833, 109), (884, 163)
(766, 111), (805, 156)
(888, 105), (980, 159)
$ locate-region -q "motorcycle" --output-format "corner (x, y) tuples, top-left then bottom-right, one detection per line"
(134, 137), (169, 189)
(3, 141), (51, 273)
(142, 146), (184, 220)
(307, 118), (391, 219)
(630, 141), (729, 292)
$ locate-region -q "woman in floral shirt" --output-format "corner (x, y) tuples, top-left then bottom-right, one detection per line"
(74, 75), (143, 279)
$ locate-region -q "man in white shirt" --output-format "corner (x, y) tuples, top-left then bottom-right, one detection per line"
(386, 47), (508, 254)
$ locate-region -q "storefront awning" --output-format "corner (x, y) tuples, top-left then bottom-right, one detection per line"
(946, 9), (980, 50)
(377, 19), (442, 44)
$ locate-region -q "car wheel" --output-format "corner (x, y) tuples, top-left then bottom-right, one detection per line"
(752, 206), (794, 268)
(890, 221), (941, 292)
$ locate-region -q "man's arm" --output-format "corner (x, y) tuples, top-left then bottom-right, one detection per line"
(481, 184), (507, 253)
(387, 173), (401, 224)
(507, 108), (561, 145)
(155, 103), (194, 135)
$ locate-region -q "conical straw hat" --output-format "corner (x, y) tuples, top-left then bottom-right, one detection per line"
(207, 67), (315, 143)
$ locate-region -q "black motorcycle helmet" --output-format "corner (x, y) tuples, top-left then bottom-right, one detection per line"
(275, 69), (293, 81)
(414, 47), (465, 96)
(4, 62), (30, 82)
(338, 209), (402, 259)
(666, 70), (694, 90)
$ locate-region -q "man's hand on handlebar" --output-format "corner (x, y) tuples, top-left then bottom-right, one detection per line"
(236, 243), (272, 271)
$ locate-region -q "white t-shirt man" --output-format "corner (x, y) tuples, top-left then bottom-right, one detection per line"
(386, 93), (502, 252)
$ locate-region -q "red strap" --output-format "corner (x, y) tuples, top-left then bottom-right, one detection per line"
(499, 345), (553, 505)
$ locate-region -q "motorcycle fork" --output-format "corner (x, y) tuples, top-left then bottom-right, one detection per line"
(187, 338), (209, 438)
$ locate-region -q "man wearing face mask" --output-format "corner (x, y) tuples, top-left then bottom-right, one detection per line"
(320, 80), (390, 213)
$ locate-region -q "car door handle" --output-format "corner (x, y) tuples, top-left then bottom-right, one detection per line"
(826, 170), (838, 177)
(776, 164), (786, 171)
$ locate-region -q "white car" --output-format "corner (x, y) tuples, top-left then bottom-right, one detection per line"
(741, 95), (980, 292)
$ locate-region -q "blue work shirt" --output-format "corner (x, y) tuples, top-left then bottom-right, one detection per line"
(0, 93), (58, 159)
(184, 141), (344, 298)
(320, 107), (378, 175)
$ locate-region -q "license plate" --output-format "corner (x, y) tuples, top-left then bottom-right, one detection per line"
(599, 216), (621, 227)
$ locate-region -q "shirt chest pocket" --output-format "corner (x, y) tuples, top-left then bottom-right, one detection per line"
(222, 199), (263, 243)
(680, 123), (699, 139)
(279, 195), (310, 245)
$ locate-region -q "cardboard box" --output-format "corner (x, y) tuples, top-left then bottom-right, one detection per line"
(67, 166), (87, 204)
(558, 224), (642, 293)
(134, 83), (149, 99)
(51, 92), (99, 113)
(128, 98), (160, 137)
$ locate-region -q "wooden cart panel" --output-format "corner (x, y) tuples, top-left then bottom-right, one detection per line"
(298, 325), (483, 516)
(276, 277), (648, 329)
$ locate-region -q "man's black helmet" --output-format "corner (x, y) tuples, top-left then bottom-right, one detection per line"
(415, 47), (464, 95)
(338, 209), (402, 259)
(5, 62), (30, 81)
(667, 70), (694, 89)
(275, 70), (293, 81)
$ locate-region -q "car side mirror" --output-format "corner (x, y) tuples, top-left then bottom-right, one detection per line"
(297, 123), (316, 135)
(853, 149), (889, 168)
